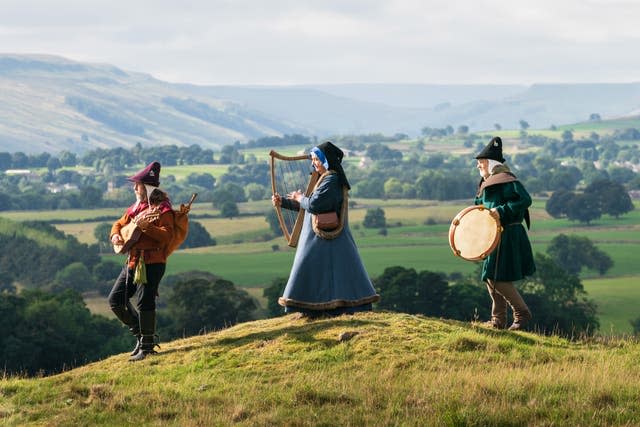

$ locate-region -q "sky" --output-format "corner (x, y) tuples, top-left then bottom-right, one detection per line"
(1, 0), (639, 86)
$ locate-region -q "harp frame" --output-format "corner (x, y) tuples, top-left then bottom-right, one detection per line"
(269, 150), (319, 247)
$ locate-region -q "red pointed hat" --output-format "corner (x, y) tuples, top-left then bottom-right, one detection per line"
(127, 161), (161, 186)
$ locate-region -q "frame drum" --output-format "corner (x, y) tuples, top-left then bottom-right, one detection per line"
(448, 205), (502, 261)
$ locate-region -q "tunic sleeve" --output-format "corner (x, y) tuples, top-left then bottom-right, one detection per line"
(137, 210), (174, 245)
(494, 181), (532, 224)
(110, 212), (130, 239)
(299, 174), (341, 214)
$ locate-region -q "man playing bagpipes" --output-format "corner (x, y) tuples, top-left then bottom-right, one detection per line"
(108, 161), (174, 361)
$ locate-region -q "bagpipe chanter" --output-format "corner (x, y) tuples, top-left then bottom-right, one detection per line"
(269, 150), (319, 247)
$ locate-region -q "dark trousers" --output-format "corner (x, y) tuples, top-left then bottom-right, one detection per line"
(108, 263), (166, 313)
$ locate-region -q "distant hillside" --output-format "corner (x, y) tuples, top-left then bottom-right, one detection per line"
(0, 54), (305, 154)
(1, 312), (639, 425)
(2, 54), (640, 154)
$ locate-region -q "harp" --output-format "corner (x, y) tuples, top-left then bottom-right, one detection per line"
(269, 150), (319, 247)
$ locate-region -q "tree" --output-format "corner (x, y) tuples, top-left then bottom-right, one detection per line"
(631, 317), (640, 336)
(374, 267), (449, 316)
(92, 259), (122, 295)
(182, 221), (216, 248)
(245, 183), (267, 201)
(457, 125), (469, 135)
(161, 273), (257, 338)
(211, 189), (234, 208)
(94, 222), (113, 253)
(383, 178), (404, 199)
(53, 262), (96, 292)
(519, 120), (530, 131)
(366, 144), (402, 162)
(79, 186), (103, 208)
(263, 277), (288, 317)
(186, 172), (216, 190)
(0, 152), (11, 170)
(0, 289), (129, 376)
(46, 157), (62, 171)
(589, 113), (602, 121)
(220, 182), (247, 202)
(548, 166), (582, 192)
(441, 282), (490, 322)
(59, 151), (78, 167)
(11, 152), (28, 168)
(521, 253), (599, 335)
(353, 177), (385, 198)
(545, 190), (574, 218)
(565, 193), (601, 224)
(585, 179), (634, 218)
(546, 234), (613, 276)
(218, 145), (244, 164)
(220, 200), (239, 218)
(265, 208), (282, 237)
(363, 207), (386, 228)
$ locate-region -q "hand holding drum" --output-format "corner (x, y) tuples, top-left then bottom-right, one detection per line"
(448, 205), (502, 261)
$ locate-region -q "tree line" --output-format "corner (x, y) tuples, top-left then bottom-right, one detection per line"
(264, 233), (613, 337)
(1, 130), (639, 214)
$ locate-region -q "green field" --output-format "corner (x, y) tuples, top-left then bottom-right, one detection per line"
(583, 276), (640, 335)
(3, 197), (639, 336)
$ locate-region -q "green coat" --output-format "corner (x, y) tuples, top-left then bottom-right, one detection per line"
(474, 173), (536, 282)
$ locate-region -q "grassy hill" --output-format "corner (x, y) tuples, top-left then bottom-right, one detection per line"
(1, 312), (639, 425)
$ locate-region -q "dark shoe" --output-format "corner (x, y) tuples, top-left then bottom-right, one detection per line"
(129, 310), (158, 362)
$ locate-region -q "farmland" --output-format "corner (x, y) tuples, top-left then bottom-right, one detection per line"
(12, 196), (637, 335)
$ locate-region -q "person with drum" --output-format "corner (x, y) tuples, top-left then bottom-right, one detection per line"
(108, 161), (174, 361)
(474, 137), (535, 330)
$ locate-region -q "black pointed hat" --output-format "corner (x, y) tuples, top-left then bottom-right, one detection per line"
(127, 161), (161, 187)
(475, 137), (505, 162)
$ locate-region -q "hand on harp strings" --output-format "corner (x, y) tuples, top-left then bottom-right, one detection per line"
(287, 189), (303, 202)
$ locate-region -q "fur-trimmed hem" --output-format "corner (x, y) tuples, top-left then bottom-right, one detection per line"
(278, 294), (380, 310)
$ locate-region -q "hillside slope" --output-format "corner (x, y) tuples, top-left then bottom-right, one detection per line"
(1, 312), (639, 425)
(0, 54), (307, 153)
(3, 54), (640, 155)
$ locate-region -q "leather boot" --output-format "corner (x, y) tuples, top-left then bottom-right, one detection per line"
(111, 304), (142, 356)
(129, 310), (158, 362)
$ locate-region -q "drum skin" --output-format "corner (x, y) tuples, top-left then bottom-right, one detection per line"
(449, 205), (502, 261)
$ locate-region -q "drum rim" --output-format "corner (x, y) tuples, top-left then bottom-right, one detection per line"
(448, 205), (502, 261)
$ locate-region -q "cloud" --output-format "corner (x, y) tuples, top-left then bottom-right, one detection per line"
(0, 0), (639, 85)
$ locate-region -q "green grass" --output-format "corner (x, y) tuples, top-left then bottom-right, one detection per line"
(160, 164), (230, 181)
(2, 312), (639, 425)
(583, 276), (640, 335)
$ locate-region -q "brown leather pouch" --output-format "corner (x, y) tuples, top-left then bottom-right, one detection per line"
(315, 211), (339, 230)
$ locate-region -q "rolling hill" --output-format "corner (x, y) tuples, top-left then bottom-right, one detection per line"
(1, 312), (639, 425)
(2, 54), (640, 154)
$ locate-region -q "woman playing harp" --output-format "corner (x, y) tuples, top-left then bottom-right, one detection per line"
(271, 141), (380, 317)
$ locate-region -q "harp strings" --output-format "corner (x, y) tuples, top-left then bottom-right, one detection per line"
(274, 157), (312, 236)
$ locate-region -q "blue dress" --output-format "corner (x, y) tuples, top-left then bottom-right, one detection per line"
(278, 173), (380, 315)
